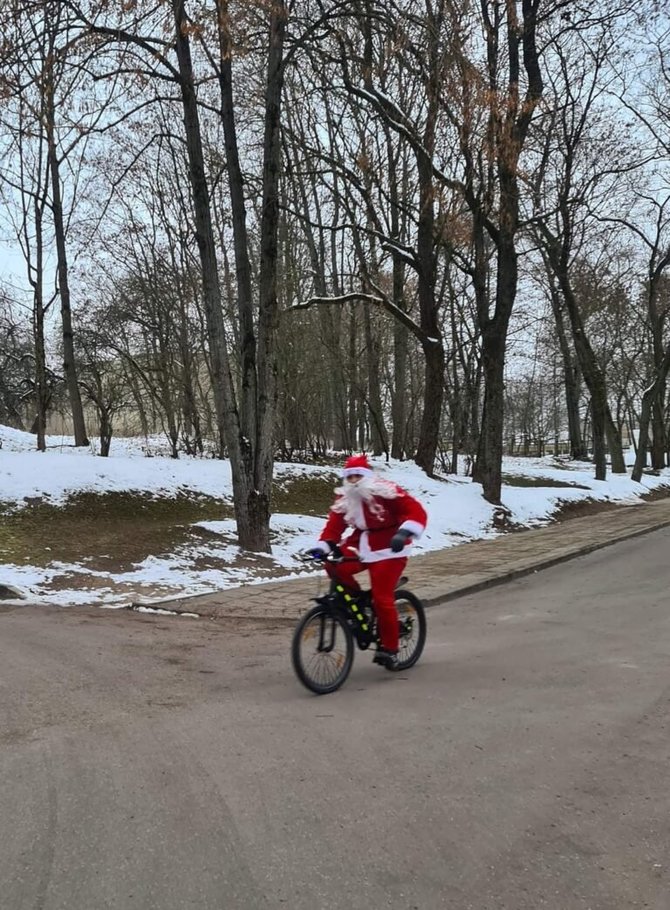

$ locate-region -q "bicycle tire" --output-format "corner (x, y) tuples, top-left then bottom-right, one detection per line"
(391, 590), (427, 671)
(291, 604), (354, 695)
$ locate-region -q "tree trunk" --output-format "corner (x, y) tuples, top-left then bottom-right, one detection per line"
(472, 228), (518, 503)
(605, 409), (626, 473)
(30, 190), (49, 453)
(100, 405), (112, 457)
(646, 256), (670, 470)
(549, 284), (587, 459)
(559, 283), (611, 480)
(326, 171), (349, 451)
(413, 144), (443, 476)
(388, 132), (408, 461)
(415, 340), (444, 476)
(327, 310), (349, 452)
(253, 1), (288, 549)
(46, 93), (88, 446)
(651, 398), (666, 469)
(468, 1), (543, 502)
(390, 268), (408, 460)
(391, 314), (408, 459)
(215, 0), (257, 444)
(632, 345), (670, 482)
(589, 397), (607, 481)
(363, 303), (388, 457)
(544, 266), (612, 478)
(172, 1), (252, 533)
(343, 313), (355, 450)
(33, 280), (48, 453)
(632, 391), (654, 484)
(124, 365), (149, 439)
(474, 322), (506, 503)
(565, 361), (586, 460)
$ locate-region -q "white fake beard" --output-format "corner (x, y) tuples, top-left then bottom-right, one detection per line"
(333, 475), (399, 524)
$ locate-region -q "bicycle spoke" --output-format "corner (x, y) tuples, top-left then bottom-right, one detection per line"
(297, 612), (349, 690)
(391, 595), (425, 670)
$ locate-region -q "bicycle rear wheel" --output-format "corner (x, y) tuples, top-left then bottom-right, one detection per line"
(291, 604), (354, 695)
(393, 590), (427, 671)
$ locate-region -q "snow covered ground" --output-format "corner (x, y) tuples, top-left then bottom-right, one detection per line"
(1, 425), (668, 608)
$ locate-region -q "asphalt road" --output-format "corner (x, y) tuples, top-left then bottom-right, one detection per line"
(2, 529), (670, 910)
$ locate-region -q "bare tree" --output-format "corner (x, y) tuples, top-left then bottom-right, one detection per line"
(77, 314), (127, 456)
(0, 40), (55, 449)
(611, 22), (670, 481)
(61, 0), (290, 549)
(526, 6), (642, 477)
(0, 291), (34, 429)
(1, 1), (101, 445)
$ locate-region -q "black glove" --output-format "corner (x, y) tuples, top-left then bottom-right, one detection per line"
(305, 541), (338, 560)
(390, 528), (413, 553)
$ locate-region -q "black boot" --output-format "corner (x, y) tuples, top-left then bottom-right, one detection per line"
(373, 648), (399, 670)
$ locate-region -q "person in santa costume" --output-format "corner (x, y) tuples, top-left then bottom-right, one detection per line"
(307, 454), (427, 669)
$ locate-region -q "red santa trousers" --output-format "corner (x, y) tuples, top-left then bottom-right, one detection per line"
(326, 555), (407, 653)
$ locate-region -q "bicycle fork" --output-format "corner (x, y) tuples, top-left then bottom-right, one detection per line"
(333, 584), (371, 635)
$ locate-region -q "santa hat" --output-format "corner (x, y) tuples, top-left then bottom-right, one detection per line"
(342, 454), (373, 477)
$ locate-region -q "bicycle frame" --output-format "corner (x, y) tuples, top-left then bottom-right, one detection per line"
(313, 586), (376, 650)
(303, 551), (411, 653)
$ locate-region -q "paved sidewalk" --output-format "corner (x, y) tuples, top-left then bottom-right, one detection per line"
(142, 498), (670, 620)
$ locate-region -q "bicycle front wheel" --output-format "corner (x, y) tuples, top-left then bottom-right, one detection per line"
(291, 605), (354, 695)
(393, 590), (427, 671)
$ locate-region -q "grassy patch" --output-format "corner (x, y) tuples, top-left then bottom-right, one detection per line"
(551, 498), (622, 521)
(272, 472), (339, 516)
(0, 472), (339, 570)
(502, 473), (590, 490)
(640, 484), (670, 501)
(0, 491), (234, 571)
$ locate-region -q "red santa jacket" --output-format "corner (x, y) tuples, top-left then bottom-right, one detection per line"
(318, 481), (427, 563)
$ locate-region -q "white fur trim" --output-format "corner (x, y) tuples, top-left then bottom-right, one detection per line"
(357, 532), (406, 563)
(342, 466), (373, 477)
(399, 520), (424, 539)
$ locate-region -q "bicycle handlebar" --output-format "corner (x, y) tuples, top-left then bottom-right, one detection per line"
(297, 551), (360, 565)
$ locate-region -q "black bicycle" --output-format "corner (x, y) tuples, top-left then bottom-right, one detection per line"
(291, 555), (427, 695)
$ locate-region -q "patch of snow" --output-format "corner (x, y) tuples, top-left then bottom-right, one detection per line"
(2, 425), (669, 607)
